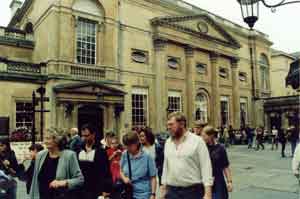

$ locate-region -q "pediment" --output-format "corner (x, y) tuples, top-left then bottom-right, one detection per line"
(53, 82), (126, 96)
(151, 14), (241, 49)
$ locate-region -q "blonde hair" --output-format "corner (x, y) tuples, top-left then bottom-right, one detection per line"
(46, 128), (68, 150)
(202, 125), (218, 136)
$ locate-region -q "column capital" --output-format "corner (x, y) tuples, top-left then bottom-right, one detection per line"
(230, 57), (240, 68)
(209, 51), (220, 63)
(154, 39), (167, 51)
(185, 45), (195, 57)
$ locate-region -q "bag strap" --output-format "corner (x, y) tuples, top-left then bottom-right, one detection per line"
(127, 151), (132, 180)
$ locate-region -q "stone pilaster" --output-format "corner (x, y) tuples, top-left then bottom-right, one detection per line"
(210, 52), (220, 127)
(231, 57), (240, 129)
(185, 46), (196, 127)
(154, 39), (167, 131)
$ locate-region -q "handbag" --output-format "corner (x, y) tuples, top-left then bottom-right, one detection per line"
(120, 152), (133, 199)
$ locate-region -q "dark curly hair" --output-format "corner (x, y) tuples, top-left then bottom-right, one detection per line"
(137, 127), (155, 146)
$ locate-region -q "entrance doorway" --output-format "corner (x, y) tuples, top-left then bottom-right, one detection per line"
(78, 105), (104, 141)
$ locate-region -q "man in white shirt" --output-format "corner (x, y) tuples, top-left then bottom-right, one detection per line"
(292, 144), (300, 179)
(161, 112), (213, 199)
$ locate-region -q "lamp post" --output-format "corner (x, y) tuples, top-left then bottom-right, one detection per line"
(237, 0), (300, 29)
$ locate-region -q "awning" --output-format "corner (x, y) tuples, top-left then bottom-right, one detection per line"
(286, 59), (300, 89)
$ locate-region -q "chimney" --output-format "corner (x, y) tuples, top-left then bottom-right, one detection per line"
(9, 0), (23, 18)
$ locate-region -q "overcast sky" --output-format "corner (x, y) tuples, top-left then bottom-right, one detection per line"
(0, 0), (299, 53)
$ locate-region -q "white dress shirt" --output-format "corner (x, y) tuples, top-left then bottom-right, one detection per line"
(292, 144), (300, 175)
(162, 131), (213, 187)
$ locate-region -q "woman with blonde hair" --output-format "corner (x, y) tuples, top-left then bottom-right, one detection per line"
(30, 128), (84, 199)
(202, 126), (233, 199)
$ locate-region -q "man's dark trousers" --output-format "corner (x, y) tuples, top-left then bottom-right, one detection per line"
(165, 184), (204, 199)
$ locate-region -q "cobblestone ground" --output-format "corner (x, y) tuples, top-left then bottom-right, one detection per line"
(16, 143), (298, 199)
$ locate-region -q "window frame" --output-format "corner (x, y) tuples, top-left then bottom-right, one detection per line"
(195, 93), (208, 122)
(167, 91), (182, 114)
(76, 17), (97, 65)
(220, 96), (230, 126)
(131, 88), (149, 127)
(15, 101), (33, 130)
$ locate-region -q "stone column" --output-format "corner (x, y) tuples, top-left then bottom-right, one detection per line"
(154, 39), (168, 132)
(185, 46), (196, 127)
(107, 104), (114, 131)
(210, 52), (220, 127)
(231, 57), (240, 129)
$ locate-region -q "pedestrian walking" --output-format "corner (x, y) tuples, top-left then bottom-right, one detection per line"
(78, 124), (112, 199)
(193, 120), (207, 136)
(0, 138), (19, 199)
(288, 125), (299, 157)
(106, 136), (124, 199)
(19, 144), (44, 194)
(202, 126), (233, 199)
(223, 126), (230, 148)
(68, 128), (84, 154)
(228, 125), (235, 145)
(161, 112), (213, 199)
(29, 128), (84, 199)
(245, 125), (254, 149)
(271, 126), (279, 150)
(120, 132), (157, 199)
(278, 128), (288, 158)
(255, 127), (265, 151)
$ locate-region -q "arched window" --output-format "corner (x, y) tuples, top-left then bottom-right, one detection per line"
(73, 0), (105, 65)
(73, 0), (104, 17)
(195, 93), (208, 122)
(259, 54), (269, 90)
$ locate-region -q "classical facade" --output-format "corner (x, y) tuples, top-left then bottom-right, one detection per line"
(0, 0), (275, 140)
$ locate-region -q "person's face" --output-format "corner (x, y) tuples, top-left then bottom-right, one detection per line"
(202, 132), (214, 144)
(193, 127), (203, 136)
(167, 117), (184, 138)
(81, 129), (95, 144)
(139, 132), (147, 145)
(0, 143), (7, 153)
(111, 138), (119, 149)
(44, 134), (58, 151)
(29, 149), (38, 160)
(127, 143), (139, 154)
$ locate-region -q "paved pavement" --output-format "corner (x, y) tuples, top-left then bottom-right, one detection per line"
(228, 143), (298, 199)
(15, 143), (299, 199)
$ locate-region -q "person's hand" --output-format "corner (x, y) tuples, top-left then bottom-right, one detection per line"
(49, 180), (68, 189)
(150, 195), (156, 199)
(227, 182), (233, 192)
(159, 186), (166, 199)
(3, 160), (10, 167)
(123, 177), (131, 185)
(203, 194), (212, 199)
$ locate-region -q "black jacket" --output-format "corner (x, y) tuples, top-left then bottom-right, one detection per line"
(79, 145), (112, 198)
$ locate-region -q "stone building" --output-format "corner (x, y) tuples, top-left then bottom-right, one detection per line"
(263, 50), (299, 131)
(0, 0), (275, 140)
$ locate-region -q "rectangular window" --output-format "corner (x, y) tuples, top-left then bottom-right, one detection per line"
(132, 88), (148, 127)
(76, 18), (97, 65)
(240, 97), (248, 127)
(16, 102), (33, 129)
(220, 96), (229, 126)
(168, 91), (182, 114)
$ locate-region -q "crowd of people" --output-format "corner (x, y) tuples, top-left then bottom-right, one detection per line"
(1, 111), (299, 199)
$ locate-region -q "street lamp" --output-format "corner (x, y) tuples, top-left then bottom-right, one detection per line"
(237, 0), (300, 29)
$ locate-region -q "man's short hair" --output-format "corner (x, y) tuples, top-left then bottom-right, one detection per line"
(28, 144), (44, 152)
(81, 123), (96, 134)
(168, 112), (187, 128)
(122, 132), (140, 146)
